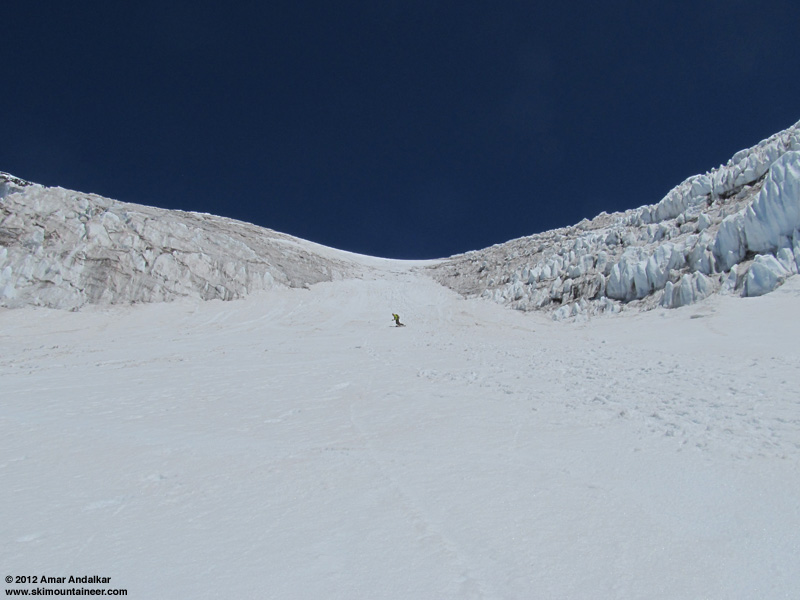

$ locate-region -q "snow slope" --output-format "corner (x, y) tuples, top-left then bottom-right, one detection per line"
(2, 120), (800, 598)
(2, 266), (799, 599)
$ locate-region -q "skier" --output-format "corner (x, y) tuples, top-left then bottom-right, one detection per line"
(392, 313), (405, 327)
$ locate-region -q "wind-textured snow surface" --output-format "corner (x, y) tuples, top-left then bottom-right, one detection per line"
(430, 119), (800, 319)
(2, 270), (799, 598)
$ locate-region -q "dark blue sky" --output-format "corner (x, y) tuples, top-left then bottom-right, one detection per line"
(3, 1), (799, 258)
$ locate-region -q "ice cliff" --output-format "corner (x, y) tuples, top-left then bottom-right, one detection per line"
(2, 118), (799, 316)
(0, 177), (368, 310)
(429, 119), (800, 319)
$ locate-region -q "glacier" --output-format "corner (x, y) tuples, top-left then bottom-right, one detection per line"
(2, 119), (800, 318)
(2, 122), (800, 599)
(2, 254), (799, 599)
(0, 175), (389, 310)
(431, 119), (800, 318)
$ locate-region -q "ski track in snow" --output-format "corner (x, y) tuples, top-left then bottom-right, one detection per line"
(1, 267), (799, 598)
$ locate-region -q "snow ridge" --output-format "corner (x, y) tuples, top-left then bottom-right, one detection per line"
(429, 119), (800, 319)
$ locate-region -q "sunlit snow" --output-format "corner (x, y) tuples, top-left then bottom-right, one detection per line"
(2, 266), (799, 598)
(2, 120), (800, 598)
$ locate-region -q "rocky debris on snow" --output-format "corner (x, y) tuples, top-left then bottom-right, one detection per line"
(0, 177), (365, 310)
(429, 119), (800, 320)
(0, 171), (32, 190)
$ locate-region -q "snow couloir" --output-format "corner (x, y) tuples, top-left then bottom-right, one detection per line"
(2, 118), (800, 316)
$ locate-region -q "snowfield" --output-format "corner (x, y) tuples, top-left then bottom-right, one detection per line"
(2, 263), (799, 599)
